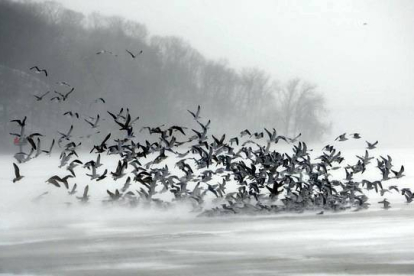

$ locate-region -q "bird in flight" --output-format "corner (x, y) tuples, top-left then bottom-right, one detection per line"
(13, 163), (24, 183)
(126, 49), (143, 59)
(34, 91), (50, 101)
(94, 98), (106, 104)
(188, 105), (201, 120)
(30, 66), (48, 76)
(96, 50), (117, 57)
(54, 88), (74, 101)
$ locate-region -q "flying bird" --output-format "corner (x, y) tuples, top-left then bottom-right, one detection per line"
(126, 49), (143, 58)
(34, 91), (50, 101)
(335, 133), (348, 142)
(187, 105), (201, 120)
(13, 163), (24, 183)
(30, 66), (48, 76)
(54, 88), (74, 101)
(94, 98), (106, 104)
(96, 50), (117, 56)
(366, 141), (378, 150)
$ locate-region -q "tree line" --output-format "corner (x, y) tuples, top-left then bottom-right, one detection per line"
(0, 0), (330, 151)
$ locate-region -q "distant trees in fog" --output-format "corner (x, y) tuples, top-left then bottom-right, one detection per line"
(0, 0), (330, 150)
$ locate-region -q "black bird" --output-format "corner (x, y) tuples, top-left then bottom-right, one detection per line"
(54, 88), (74, 101)
(30, 66), (48, 76)
(10, 116), (27, 127)
(34, 91), (50, 101)
(12, 163), (24, 183)
(63, 111), (80, 119)
(126, 49), (143, 58)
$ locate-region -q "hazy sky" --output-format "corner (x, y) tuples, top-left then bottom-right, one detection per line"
(32, 0), (414, 145)
(43, 0), (414, 110)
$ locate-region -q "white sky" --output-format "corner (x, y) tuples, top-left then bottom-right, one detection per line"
(36, 0), (414, 145)
(45, 0), (414, 110)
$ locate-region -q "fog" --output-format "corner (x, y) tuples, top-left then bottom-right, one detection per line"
(44, 0), (414, 147)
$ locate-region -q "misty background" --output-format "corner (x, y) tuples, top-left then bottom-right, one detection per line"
(1, 0), (413, 151)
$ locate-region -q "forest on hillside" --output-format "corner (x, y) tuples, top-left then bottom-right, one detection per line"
(0, 0), (330, 151)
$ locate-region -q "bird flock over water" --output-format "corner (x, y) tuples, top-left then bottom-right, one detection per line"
(8, 52), (411, 216)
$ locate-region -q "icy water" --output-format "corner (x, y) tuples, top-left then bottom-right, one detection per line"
(1, 147), (414, 275)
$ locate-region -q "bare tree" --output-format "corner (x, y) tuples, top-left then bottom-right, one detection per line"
(274, 78), (329, 140)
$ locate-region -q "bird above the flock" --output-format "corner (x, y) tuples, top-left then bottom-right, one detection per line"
(29, 66), (48, 76)
(126, 49), (143, 58)
(34, 91), (50, 101)
(335, 133), (348, 142)
(350, 133), (361, 139)
(366, 140), (378, 150)
(12, 163), (24, 183)
(10, 116), (27, 127)
(188, 105), (201, 120)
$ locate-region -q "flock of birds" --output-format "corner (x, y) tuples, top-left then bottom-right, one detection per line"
(8, 52), (411, 216)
